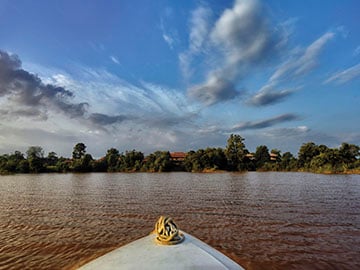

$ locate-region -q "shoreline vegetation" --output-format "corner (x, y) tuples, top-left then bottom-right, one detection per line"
(1, 134), (359, 175)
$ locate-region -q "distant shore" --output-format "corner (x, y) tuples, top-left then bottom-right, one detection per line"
(1, 137), (359, 175)
(1, 169), (360, 176)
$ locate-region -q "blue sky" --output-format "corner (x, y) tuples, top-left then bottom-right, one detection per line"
(0, 0), (359, 157)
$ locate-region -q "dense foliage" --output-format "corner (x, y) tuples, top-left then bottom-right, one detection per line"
(0, 135), (359, 174)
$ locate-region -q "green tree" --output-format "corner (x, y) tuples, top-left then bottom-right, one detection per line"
(225, 134), (248, 171)
(91, 158), (108, 172)
(119, 150), (144, 171)
(0, 151), (28, 173)
(298, 142), (320, 169)
(17, 160), (30, 173)
(26, 146), (44, 159)
(46, 152), (58, 166)
(339, 143), (360, 165)
(183, 148), (227, 172)
(105, 148), (120, 172)
(254, 145), (270, 170)
(73, 153), (93, 172)
(183, 151), (197, 172)
(206, 148), (227, 170)
(55, 157), (71, 173)
(280, 152), (297, 171)
(143, 151), (173, 172)
(44, 151), (59, 172)
(0, 155), (7, 173)
(72, 143), (86, 159)
(26, 146), (44, 173)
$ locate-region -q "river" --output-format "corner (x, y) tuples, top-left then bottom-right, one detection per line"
(0, 172), (359, 269)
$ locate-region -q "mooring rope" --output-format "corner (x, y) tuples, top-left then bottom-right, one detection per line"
(153, 216), (184, 245)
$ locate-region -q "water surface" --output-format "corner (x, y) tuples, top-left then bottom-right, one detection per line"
(0, 172), (359, 269)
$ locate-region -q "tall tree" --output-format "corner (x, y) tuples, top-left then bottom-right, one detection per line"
(26, 146), (44, 159)
(46, 152), (58, 166)
(280, 152), (297, 171)
(72, 143), (86, 159)
(225, 134), (248, 171)
(298, 142), (320, 169)
(254, 145), (270, 169)
(26, 146), (44, 173)
(106, 148), (120, 172)
(339, 143), (360, 164)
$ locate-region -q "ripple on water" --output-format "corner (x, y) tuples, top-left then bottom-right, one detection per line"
(0, 172), (359, 270)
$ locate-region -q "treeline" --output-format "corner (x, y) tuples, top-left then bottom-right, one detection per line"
(0, 135), (359, 174)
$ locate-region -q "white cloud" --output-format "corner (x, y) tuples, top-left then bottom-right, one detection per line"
(186, 0), (280, 106)
(275, 17), (298, 49)
(160, 18), (177, 50)
(162, 34), (174, 49)
(295, 32), (334, 75)
(189, 6), (212, 53)
(324, 63), (360, 84)
(46, 67), (197, 121)
(110, 55), (120, 65)
(210, 0), (273, 66)
(270, 32), (335, 82)
(354, 46), (360, 56)
(179, 5), (212, 80)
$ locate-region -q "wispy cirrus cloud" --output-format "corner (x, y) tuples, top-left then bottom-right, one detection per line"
(162, 33), (174, 49)
(160, 14), (177, 50)
(269, 32), (335, 83)
(110, 55), (120, 65)
(179, 4), (212, 80)
(324, 63), (360, 84)
(42, 64), (198, 131)
(230, 113), (300, 131)
(247, 31), (335, 107)
(354, 46), (360, 56)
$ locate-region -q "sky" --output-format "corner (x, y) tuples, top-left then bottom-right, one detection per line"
(0, 0), (359, 158)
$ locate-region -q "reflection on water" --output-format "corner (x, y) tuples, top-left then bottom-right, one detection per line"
(0, 172), (359, 269)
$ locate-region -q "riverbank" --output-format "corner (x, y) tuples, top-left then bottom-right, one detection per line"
(1, 169), (360, 175)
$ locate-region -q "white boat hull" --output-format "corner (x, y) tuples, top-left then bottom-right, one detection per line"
(78, 231), (244, 270)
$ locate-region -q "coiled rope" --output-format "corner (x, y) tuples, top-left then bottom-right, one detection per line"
(154, 216), (184, 245)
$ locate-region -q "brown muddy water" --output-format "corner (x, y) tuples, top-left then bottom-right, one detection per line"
(0, 172), (359, 270)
